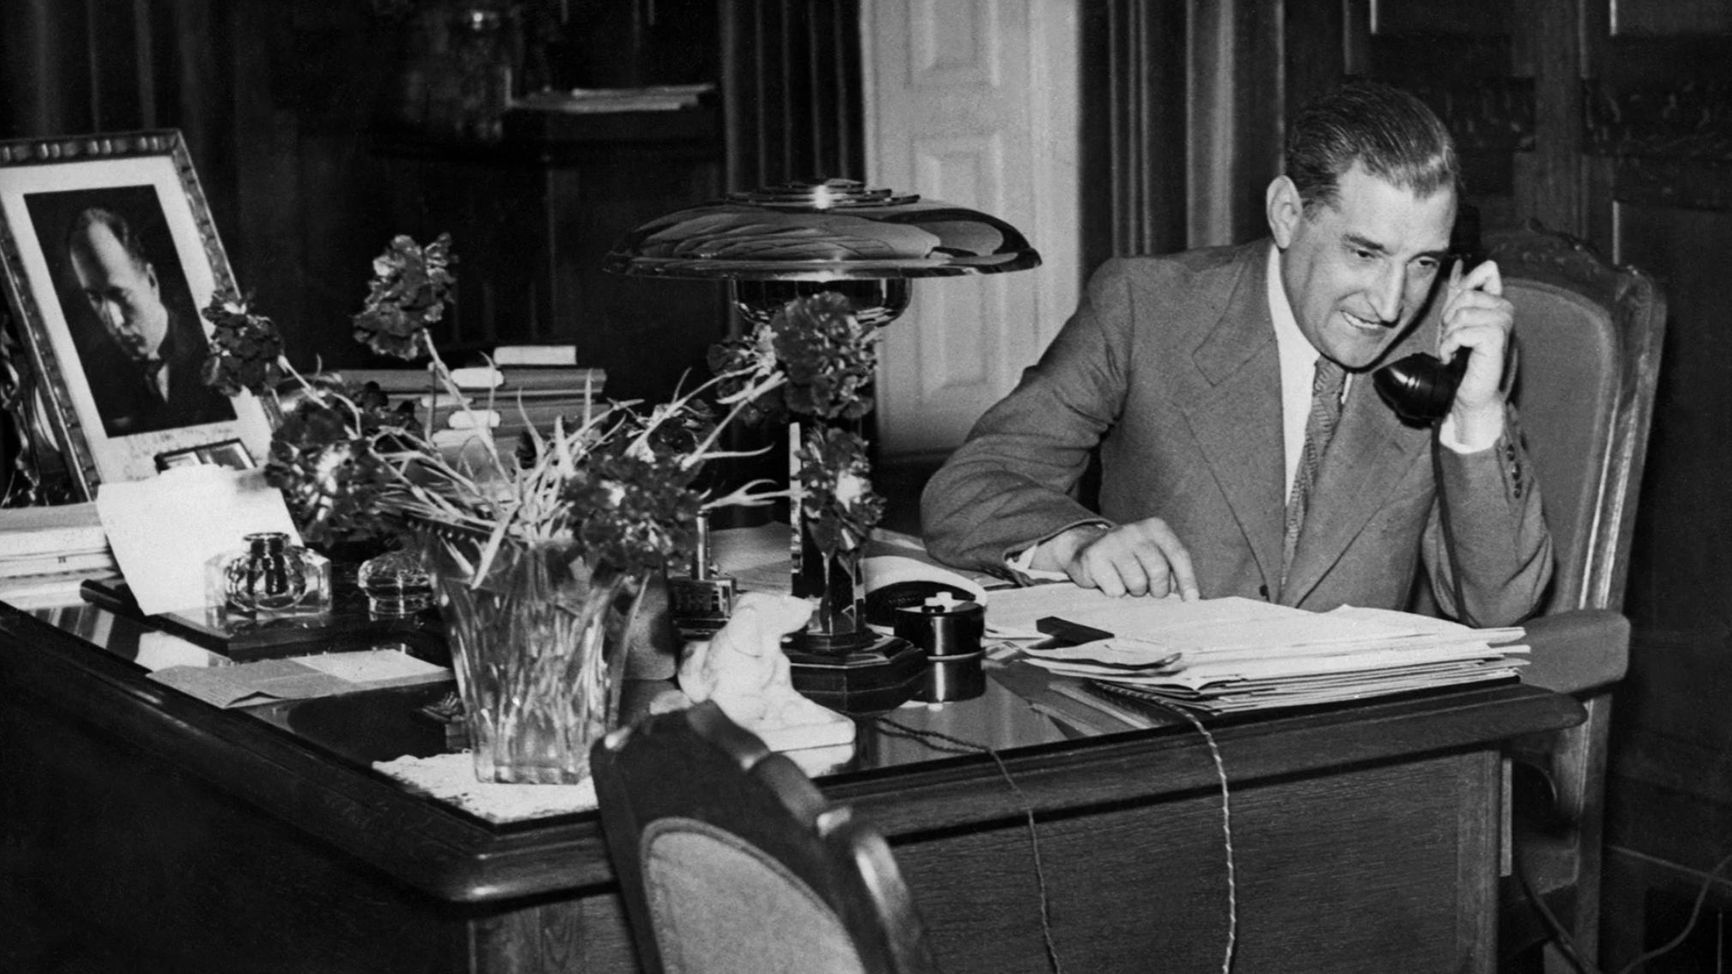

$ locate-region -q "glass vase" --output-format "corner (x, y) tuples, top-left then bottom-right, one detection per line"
(791, 520), (871, 654)
(420, 533), (648, 784)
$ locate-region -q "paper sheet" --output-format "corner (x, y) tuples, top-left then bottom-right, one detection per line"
(149, 649), (450, 708)
(96, 466), (301, 615)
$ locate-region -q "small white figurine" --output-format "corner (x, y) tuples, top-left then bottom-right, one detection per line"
(677, 592), (814, 730)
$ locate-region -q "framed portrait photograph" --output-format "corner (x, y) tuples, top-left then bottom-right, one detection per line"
(0, 131), (271, 499)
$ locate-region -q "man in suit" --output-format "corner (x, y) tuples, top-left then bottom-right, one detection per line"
(921, 80), (1552, 627)
(65, 206), (235, 438)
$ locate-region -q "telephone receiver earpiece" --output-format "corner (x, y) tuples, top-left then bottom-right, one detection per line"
(1373, 346), (1470, 425)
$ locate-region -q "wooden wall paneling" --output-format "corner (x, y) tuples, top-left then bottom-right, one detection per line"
(1516, 0), (1586, 235)
(1584, 56), (1732, 630)
(1350, 0), (1533, 235)
(1365, 0), (1508, 35)
(1611, 0), (1732, 36)
(1583, 12), (1732, 966)
(1607, 626), (1732, 859)
(1612, 202), (1732, 635)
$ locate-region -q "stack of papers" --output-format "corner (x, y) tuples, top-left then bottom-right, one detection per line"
(995, 587), (1527, 714)
(0, 502), (118, 609)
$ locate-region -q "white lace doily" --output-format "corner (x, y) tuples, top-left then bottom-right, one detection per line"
(374, 752), (597, 823)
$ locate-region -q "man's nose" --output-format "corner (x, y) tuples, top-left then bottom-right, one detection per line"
(96, 299), (127, 332)
(1369, 263), (1405, 323)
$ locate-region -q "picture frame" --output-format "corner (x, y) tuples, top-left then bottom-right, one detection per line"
(0, 131), (271, 500)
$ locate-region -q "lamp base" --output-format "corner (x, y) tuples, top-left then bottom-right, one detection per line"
(785, 631), (926, 714)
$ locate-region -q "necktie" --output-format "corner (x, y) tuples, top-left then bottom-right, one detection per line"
(1282, 357), (1347, 582)
(142, 358), (168, 402)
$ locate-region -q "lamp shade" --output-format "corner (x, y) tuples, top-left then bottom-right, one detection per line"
(602, 178), (1041, 282)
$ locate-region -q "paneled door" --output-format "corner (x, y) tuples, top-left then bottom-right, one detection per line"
(861, 0), (1081, 461)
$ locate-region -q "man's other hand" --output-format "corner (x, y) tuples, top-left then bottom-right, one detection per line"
(1032, 519), (1200, 600)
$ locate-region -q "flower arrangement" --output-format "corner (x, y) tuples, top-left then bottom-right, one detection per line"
(203, 233), (785, 575)
(708, 291), (886, 560)
(201, 289), (286, 397)
(202, 232), (807, 784)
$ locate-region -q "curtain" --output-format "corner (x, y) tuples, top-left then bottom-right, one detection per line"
(1080, 0), (1289, 266)
(718, 0), (864, 191)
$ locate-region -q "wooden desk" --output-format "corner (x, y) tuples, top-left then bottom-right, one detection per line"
(0, 600), (1580, 973)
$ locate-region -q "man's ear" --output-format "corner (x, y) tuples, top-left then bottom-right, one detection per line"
(1266, 176), (1302, 248)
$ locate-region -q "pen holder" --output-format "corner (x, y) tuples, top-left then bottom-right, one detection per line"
(892, 595), (986, 703)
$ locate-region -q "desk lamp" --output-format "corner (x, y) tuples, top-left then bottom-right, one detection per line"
(605, 178), (1039, 709)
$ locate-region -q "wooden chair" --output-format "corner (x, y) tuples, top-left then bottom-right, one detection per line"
(1487, 223), (1667, 971)
(591, 701), (942, 974)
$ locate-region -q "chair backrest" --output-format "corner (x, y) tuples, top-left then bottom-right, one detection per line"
(1486, 224), (1667, 615)
(591, 701), (941, 974)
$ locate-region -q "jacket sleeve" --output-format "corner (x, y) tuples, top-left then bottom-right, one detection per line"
(920, 260), (1138, 573)
(1422, 404), (1555, 627)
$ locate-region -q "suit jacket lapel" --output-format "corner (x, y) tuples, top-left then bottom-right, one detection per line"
(1179, 244), (1287, 590)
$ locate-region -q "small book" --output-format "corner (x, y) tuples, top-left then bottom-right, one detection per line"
(492, 344), (578, 366)
(0, 503), (108, 558)
(0, 548), (118, 580)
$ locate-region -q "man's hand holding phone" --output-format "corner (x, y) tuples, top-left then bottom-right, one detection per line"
(1438, 257), (1516, 449)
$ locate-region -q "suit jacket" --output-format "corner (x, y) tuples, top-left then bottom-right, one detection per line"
(920, 240), (1554, 626)
(90, 309), (236, 438)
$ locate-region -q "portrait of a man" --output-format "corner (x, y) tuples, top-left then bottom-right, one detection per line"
(28, 187), (236, 439)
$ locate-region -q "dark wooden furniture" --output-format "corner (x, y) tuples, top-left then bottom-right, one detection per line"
(0, 599), (1580, 973)
(373, 108), (729, 404)
(593, 700), (941, 974)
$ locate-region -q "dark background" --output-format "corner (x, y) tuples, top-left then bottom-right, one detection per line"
(0, 0), (1728, 965)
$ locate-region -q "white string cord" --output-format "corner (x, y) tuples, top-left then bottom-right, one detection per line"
(876, 701), (1240, 974)
(872, 717), (1065, 974)
(1162, 704), (1239, 974)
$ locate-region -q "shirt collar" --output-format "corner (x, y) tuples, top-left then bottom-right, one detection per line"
(1266, 242), (1310, 363)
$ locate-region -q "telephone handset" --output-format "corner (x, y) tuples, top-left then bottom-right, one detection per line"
(1372, 252), (1480, 425)
(1372, 346), (1469, 425)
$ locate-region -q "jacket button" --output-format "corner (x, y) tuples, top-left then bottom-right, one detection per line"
(1258, 584), (1270, 599)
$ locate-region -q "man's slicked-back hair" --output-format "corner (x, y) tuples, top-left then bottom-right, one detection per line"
(1285, 79), (1460, 214)
(66, 206), (150, 272)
